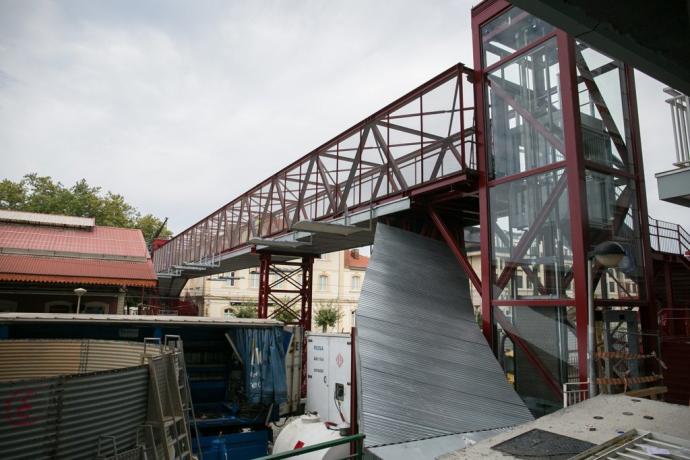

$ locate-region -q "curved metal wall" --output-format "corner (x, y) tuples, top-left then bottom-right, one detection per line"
(0, 339), (160, 381)
(0, 339), (160, 459)
(0, 366), (149, 460)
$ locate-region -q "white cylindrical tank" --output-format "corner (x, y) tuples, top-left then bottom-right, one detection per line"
(272, 414), (350, 460)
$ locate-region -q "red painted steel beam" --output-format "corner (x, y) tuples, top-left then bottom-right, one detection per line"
(428, 208), (482, 293)
(495, 173), (568, 291)
(154, 64), (474, 272)
(488, 79), (566, 154)
(494, 226), (548, 295)
(471, 0), (508, 345)
(558, 31), (591, 384)
(574, 48), (629, 169)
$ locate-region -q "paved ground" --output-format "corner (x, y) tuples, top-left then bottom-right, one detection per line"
(438, 395), (690, 459)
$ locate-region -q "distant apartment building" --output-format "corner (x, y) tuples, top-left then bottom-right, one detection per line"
(181, 249), (368, 332)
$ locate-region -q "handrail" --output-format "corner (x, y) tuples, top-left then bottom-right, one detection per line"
(255, 433), (365, 460)
(648, 216), (690, 256)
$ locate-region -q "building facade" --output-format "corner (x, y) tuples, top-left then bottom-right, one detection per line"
(181, 249), (368, 332)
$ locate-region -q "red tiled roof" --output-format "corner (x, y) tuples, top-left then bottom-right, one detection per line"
(345, 250), (369, 269)
(0, 254), (157, 287)
(0, 223), (148, 259)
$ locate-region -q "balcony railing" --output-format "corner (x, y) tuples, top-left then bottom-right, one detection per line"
(664, 88), (690, 168)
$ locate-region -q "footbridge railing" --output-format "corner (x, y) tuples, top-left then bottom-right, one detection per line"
(649, 216), (690, 257)
(154, 63), (476, 274)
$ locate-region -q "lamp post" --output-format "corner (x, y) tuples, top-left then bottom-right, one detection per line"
(74, 288), (87, 314)
(587, 241), (626, 398)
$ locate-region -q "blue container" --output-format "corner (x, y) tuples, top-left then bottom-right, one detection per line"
(195, 430), (269, 460)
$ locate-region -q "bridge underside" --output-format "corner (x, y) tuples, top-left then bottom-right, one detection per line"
(157, 197), (406, 297)
(158, 171), (480, 299)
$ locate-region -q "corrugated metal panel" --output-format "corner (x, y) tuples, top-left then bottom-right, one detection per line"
(356, 224), (533, 448)
(0, 340), (157, 381)
(83, 340), (151, 372)
(0, 379), (58, 459)
(0, 312), (283, 327)
(513, 307), (565, 410)
(0, 366), (149, 460)
(0, 340), (82, 381)
(365, 428), (509, 460)
(57, 367), (149, 459)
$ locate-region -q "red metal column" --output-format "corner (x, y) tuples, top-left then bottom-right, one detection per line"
(300, 255), (314, 398)
(300, 256), (314, 331)
(257, 253), (271, 319)
(557, 31), (591, 383)
(428, 208), (482, 293)
(624, 64), (658, 355)
(471, 0), (511, 346)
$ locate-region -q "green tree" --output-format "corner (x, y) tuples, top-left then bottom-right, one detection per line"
(273, 299), (299, 324)
(135, 213), (173, 243)
(0, 179), (27, 208)
(0, 173), (170, 242)
(235, 304), (258, 318)
(314, 302), (341, 332)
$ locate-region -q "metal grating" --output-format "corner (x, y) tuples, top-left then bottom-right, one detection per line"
(491, 428), (594, 459)
(572, 430), (690, 460)
(356, 223), (533, 448)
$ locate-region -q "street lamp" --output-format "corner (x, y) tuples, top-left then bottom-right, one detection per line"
(74, 288), (87, 314)
(587, 241), (626, 398)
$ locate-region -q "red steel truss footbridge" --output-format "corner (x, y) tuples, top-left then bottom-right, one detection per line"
(153, 0), (690, 407)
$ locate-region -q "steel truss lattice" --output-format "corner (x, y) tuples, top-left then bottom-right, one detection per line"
(154, 64), (476, 274)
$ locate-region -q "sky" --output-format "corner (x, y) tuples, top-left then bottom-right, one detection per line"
(0, 0), (687, 234)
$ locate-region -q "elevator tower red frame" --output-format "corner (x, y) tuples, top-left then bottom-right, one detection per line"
(472, 0), (656, 407)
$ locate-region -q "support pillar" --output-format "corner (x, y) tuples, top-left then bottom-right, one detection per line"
(257, 252), (314, 397)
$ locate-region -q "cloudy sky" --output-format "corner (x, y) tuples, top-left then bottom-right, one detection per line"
(0, 0), (687, 234)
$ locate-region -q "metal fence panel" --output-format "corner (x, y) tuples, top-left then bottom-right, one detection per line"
(356, 223), (533, 447)
(57, 367), (150, 459)
(0, 366), (149, 460)
(0, 340), (82, 381)
(0, 379), (58, 459)
(0, 339), (156, 382)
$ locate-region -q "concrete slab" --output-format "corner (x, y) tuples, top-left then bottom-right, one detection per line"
(439, 395), (690, 459)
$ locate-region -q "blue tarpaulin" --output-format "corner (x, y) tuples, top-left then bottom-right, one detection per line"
(234, 327), (288, 405)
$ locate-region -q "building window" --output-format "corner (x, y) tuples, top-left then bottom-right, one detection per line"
(83, 301), (108, 314)
(609, 281), (616, 293)
(318, 275), (328, 291)
(45, 301), (72, 313)
(351, 275), (361, 290)
(516, 274), (524, 289)
(250, 272), (260, 289)
(227, 272), (236, 287)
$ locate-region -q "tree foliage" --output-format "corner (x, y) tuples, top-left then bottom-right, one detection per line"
(314, 302), (341, 332)
(0, 173), (171, 242)
(234, 304), (258, 318)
